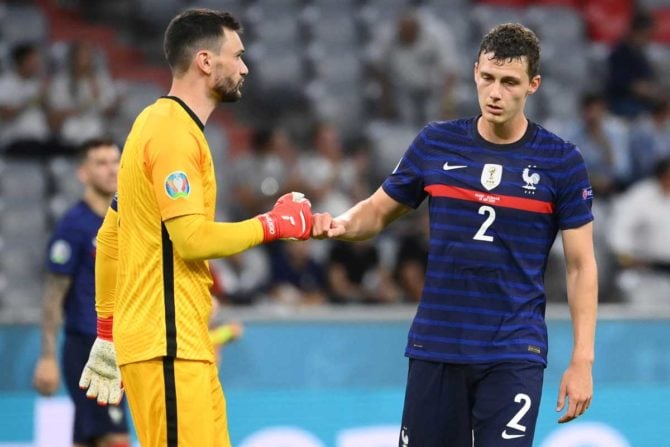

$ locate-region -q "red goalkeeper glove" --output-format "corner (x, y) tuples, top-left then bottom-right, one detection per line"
(257, 192), (313, 242)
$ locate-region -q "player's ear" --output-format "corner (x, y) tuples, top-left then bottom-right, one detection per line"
(527, 74), (541, 96)
(194, 50), (212, 75)
(473, 61), (479, 83)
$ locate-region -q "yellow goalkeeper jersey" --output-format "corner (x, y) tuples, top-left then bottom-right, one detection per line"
(114, 96), (216, 365)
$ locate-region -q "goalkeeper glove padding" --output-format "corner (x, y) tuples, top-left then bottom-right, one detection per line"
(79, 317), (124, 406)
(257, 192), (313, 242)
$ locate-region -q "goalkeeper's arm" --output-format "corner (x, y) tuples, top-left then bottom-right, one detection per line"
(79, 204), (123, 406)
(165, 192), (313, 261)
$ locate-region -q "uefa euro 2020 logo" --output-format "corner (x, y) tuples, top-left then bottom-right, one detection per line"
(165, 171), (191, 200)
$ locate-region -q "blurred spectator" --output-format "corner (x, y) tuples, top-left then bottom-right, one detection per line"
(0, 42), (51, 155)
(343, 135), (381, 203)
(368, 8), (459, 126)
(298, 121), (356, 216)
(393, 211), (429, 303)
(231, 126), (304, 218)
(608, 158), (670, 308)
(266, 240), (328, 307)
(209, 248), (271, 306)
(48, 41), (119, 147)
(606, 10), (664, 119)
(326, 239), (401, 304)
(565, 92), (630, 197)
(628, 98), (670, 180)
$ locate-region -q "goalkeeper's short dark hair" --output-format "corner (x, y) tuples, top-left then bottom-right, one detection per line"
(164, 8), (242, 75)
(478, 23), (541, 79)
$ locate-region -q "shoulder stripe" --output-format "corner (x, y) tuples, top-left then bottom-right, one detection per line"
(425, 184), (554, 214)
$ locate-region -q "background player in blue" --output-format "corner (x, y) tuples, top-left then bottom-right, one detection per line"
(313, 23), (597, 446)
(32, 139), (130, 447)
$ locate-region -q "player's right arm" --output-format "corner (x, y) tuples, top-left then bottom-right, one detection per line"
(33, 273), (71, 396)
(312, 187), (411, 241)
(79, 203), (124, 406)
(165, 191), (312, 261)
(148, 126), (311, 260)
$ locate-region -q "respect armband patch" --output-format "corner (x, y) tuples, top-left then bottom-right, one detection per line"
(165, 171), (191, 200)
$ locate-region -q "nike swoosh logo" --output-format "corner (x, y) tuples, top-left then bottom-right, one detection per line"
(443, 162), (467, 171)
(501, 430), (525, 440)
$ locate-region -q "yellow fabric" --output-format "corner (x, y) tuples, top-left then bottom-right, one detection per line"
(121, 358), (230, 447)
(95, 207), (118, 318)
(114, 97), (217, 365)
(165, 214), (263, 261)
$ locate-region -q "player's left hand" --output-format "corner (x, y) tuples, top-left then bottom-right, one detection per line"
(556, 360), (593, 423)
(79, 338), (124, 406)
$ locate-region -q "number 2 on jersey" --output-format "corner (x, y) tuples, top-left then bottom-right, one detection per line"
(473, 205), (496, 242)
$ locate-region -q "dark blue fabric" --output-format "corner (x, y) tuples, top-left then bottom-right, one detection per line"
(46, 201), (102, 336)
(399, 358), (543, 447)
(382, 118), (593, 365)
(62, 332), (128, 443)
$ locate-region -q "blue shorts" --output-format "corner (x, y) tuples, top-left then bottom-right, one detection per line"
(62, 332), (129, 444)
(399, 359), (544, 447)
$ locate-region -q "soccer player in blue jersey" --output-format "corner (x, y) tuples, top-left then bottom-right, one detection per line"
(32, 139), (130, 447)
(313, 23), (597, 446)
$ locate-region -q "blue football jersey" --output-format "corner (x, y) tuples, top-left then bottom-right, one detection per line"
(46, 201), (103, 336)
(383, 118), (593, 365)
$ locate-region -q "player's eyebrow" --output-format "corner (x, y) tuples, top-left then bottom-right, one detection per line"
(480, 69), (522, 83)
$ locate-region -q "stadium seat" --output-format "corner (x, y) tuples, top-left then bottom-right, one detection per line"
(477, 0), (529, 6)
(652, 8), (670, 43)
(0, 160), (46, 202)
(532, 0), (580, 7)
(470, 4), (529, 37)
(135, 0), (180, 30)
(47, 156), (83, 202)
(246, 42), (306, 89)
(582, 0), (633, 44)
(0, 205), (47, 238)
(541, 40), (590, 85)
(525, 5), (585, 43)
(0, 4), (48, 47)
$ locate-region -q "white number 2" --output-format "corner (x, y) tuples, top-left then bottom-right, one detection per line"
(506, 393), (532, 432)
(473, 205), (496, 242)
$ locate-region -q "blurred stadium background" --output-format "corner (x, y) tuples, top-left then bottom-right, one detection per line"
(1, 0), (670, 445)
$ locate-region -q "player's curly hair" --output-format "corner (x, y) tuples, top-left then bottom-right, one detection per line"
(164, 8), (242, 74)
(478, 23), (540, 79)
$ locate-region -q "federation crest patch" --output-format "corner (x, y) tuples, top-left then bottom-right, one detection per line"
(165, 171), (190, 200)
(481, 163), (503, 191)
(49, 240), (71, 265)
(522, 165), (541, 194)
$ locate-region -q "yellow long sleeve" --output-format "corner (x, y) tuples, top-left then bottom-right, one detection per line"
(95, 207), (118, 318)
(164, 214), (264, 261)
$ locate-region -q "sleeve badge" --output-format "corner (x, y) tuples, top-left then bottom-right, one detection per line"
(165, 171), (191, 200)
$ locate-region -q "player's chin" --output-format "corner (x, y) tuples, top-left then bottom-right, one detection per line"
(482, 110), (506, 123)
(219, 90), (242, 103)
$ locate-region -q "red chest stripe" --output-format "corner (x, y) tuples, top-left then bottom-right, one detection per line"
(425, 184), (554, 214)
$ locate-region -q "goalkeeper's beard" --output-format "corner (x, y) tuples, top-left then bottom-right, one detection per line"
(214, 76), (244, 103)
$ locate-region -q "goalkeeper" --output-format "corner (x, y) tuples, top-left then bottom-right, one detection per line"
(79, 9), (313, 447)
